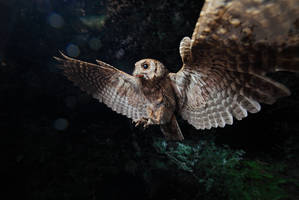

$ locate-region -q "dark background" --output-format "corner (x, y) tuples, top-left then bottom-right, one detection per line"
(2, 0), (299, 199)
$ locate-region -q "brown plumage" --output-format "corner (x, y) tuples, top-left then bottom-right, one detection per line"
(55, 0), (299, 140)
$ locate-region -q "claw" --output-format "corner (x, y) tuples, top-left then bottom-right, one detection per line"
(144, 119), (153, 129)
(143, 123), (147, 128)
(134, 118), (149, 128)
(135, 121), (141, 127)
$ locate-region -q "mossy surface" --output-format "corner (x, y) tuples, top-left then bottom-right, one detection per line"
(149, 138), (299, 200)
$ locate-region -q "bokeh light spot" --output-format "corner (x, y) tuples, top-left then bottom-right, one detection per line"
(54, 118), (69, 131)
(89, 37), (102, 51)
(48, 13), (64, 29)
(66, 43), (80, 57)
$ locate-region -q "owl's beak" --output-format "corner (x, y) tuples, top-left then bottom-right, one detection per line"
(135, 74), (144, 78)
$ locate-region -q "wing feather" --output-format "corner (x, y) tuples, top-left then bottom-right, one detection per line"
(171, 0), (298, 130)
(55, 53), (148, 121)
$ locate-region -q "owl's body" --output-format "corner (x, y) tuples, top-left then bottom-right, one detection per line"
(55, 0), (299, 140)
(138, 73), (175, 125)
(137, 70), (183, 140)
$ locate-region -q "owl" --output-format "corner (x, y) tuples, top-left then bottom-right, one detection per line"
(55, 0), (299, 141)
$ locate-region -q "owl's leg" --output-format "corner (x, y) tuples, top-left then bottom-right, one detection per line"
(134, 118), (152, 128)
(133, 106), (165, 128)
(134, 118), (146, 127)
(160, 115), (184, 141)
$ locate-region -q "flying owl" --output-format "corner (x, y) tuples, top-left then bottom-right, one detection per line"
(55, 0), (299, 141)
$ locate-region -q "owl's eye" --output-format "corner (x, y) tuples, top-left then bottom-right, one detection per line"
(143, 63), (149, 69)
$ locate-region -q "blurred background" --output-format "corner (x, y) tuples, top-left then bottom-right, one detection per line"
(2, 0), (299, 199)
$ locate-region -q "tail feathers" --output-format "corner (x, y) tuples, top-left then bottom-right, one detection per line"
(160, 115), (184, 141)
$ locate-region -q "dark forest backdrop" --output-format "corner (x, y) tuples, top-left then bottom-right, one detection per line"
(2, 0), (299, 199)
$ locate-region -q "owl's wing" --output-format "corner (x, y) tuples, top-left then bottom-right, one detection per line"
(55, 53), (149, 121)
(170, 0), (299, 130)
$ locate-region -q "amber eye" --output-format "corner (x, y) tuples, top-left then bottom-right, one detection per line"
(143, 63), (149, 69)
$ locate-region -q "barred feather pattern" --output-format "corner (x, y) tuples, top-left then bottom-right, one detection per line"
(179, 37), (192, 64)
(55, 53), (149, 121)
(171, 68), (263, 130)
(170, 0), (298, 130)
(172, 65), (293, 130)
(191, 0), (299, 74)
(55, 0), (299, 137)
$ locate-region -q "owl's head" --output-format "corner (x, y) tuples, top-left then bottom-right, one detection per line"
(133, 59), (168, 80)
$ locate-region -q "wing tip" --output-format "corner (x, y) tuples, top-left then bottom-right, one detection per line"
(53, 51), (75, 71)
(53, 56), (62, 62)
(53, 50), (73, 62)
(58, 50), (68, 58)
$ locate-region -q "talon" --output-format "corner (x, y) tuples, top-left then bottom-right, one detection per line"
(143, 123), (147, 128)
(134, 118), (149, 128)
(143, 119), (151, 129)
(135, 121), (141, 127)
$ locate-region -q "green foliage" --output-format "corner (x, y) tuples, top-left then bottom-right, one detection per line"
(150, 138), (296, 200)
(231, 160), (288, 200)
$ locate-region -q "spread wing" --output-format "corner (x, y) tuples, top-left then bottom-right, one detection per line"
(170, 0), (299, 130)
(55, 53), (149, 121)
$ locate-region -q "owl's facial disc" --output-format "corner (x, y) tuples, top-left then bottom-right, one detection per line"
(133, 60), (153, 80)
(134, 59), (168, 80)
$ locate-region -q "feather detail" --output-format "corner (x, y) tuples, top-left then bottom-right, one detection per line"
(55, 52), (148, 121)
(169, 0), (298, 131)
